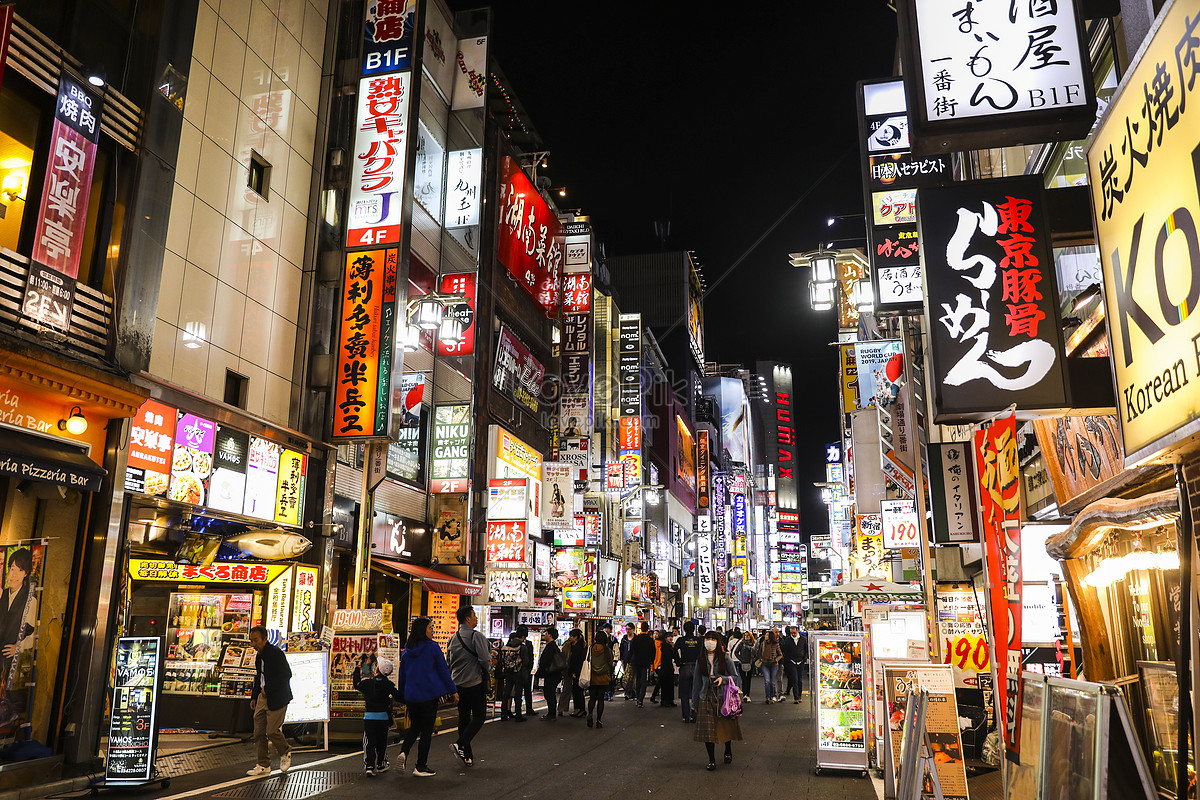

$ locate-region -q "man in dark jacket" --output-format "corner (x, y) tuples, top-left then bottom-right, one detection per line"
(247, 626), (292, 775)
(673, 620), (702, 723)
(563, 629), (587, 716)
(630, 622), (656, 708)
(520, 628), (536, 718)
(534, 628), (562, 720)
(0, 548), (32, 684)
(353, 656), (401, 775)
(780, 626), (809, 702)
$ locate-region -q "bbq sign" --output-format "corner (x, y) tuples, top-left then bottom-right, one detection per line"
(919, 176), (1068, 422)
(1088, 0), (1200, 465)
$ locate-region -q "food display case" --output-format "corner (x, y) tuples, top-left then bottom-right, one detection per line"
(813, 631), (868, 774)
(163, 592), (259, 696)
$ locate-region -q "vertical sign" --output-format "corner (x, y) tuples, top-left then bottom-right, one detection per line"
(430, 403), (471, 493)
(443, 148), (482, 228)
(106, 637), (161, 783)
(920, 176), (1069, 422)
(332, 249), (398, 439)
(451, 37), (487, 111)
(696, 430), (711, 510)
(496, 156), (563, 317)
(32, 72), (103, 280)
(362, 0), (416, 75)
(770, 364), (798, 509)
(125, 399), (177, 496)
(618, 313), (641, 484)
(275, 450), (307, 526)
(696, 532), (714, 602)
(435, 272), (476, 357)
(928, 442), (979, 543)
(347, 72), (413, 248)
(975, 413), (1023, 758)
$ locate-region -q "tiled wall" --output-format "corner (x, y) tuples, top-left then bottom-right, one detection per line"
(151, 0), (325, 425)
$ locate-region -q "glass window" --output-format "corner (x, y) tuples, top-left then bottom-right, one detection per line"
(0, 88), (40, 254)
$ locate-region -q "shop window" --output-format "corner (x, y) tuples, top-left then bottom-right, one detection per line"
(223, 370), (248, 409)
(0, 89), (40, 256)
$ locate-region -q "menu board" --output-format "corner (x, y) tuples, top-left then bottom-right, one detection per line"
(1138, 661), (1183, 797)
(882, 663), (968, 800)
(244, 437), (281, 520)
(284, 652), (330, 724)
(817, 636), (866, 753)
(427, 592), (460, 652)
(216, 637), (257, 699)
(169, 412), (216, 506)
(209, 427), (249, 513)
(106, 637), (161, 783)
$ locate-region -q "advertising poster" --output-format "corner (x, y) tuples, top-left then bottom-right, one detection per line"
(552, 548), (595, 613)
(169, 411), (216, 507)
(125, 399), (177, 497)
(283, 651), (329, 724)
(431, 492), (467, 562)
(675, 416), (696, 493)
(331, 249), (399, 438)
(560, 394), (590, 439)
(851, 340), (903, 410)
(882, 663), (968, 800)
(560, 437), (590, 485)
(880, 499), (919, 550)
(0, 542), (42, 740)
(816, 636), (866, 754)
(387, 373), (426, 484)
(487, 478), (529, 522)
(430, 403), (471, 493)
(329, 633), (379, 717)
(105, 637), (160, 782)
(486, 567), (532, 606)
(541, 461), (573, 530)
(936, 589), (989, 688)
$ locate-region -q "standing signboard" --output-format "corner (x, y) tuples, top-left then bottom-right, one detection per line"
(106, 637), (162, 784)
(813, 631), (868, 773)
(881, 662), (968, 800)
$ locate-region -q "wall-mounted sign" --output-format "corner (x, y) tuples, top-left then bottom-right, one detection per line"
(129, 559), (291, 584)
(244, 436), (282, 520)
(125, 399), (176, 497)
(880, 498), (919, 550)
(413, 121), (444, 220)
(1031, 415), (1123, 509)
(443, 148), (482, 228)
(696, 532), (714, 601)
(896, 0), (1095, 154)
(435, 272), (476, 357)
(846, 340), (903, 410)
(362, 0), (416, 75)
(347, 74), (412, 248)
(485, 520), (528, 564)
(487, 478), (530, 521)
(371, 511), (430, 563)
(696, 430), (711, 510)
(541, 462), (573, 530)
(332, 248), (399, 439)
(534, 541), (551, 583)
(675, 416), (696, 494)
(493, 326), (545, 414)
(596, 555), (619, 617)
(486, 567), (532, 606)
(490, 425), (542, 482)
(431, 492), (467, 562)
(497, 156), (562, 317)
(562, 310), (591, 394)
(275, 449), (307, 526)
(22, 263), (75, 333)
(451, 36), (487, 111)
(387, 373), (426, 483)
(430, 403), (471, 493)
(928, 442), (979, 544)
(920, 176), (1069, 422)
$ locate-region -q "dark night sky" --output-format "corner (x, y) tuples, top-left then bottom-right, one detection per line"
(452, 2), (900, 529)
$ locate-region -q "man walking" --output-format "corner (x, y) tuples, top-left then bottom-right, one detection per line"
(673, 620), (702, 723)
(630, 622), (656, 708)
(447, 605), (492, 766)
(618, 622), (637, 700)
(782, 626), (808, 702)
(657, 630), (677, 707)
(247, 626), (292, 776)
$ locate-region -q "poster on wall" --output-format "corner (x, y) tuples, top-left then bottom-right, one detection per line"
(541, 462), (573, 530)
(431, 492), (467, 562)
(105, 636), (160, 782)
(849, 341), (903, 410)
(0, 542), (43, 744)
(486, 567), (532, 606)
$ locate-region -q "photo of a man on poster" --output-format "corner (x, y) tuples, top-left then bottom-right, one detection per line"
(0, 548), (33, 681)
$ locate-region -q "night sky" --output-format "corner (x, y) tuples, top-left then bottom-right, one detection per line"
(453, 2), (900, 529)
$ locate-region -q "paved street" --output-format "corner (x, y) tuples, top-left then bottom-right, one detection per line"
(58, 694), (881, 800)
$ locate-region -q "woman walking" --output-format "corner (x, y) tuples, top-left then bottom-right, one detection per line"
(692, 631), (742, 770)
(732, 631), (755, 701)
(754, 629), (782, 703)
(586, 630), (614, 728)
(396, 617), (458, 777)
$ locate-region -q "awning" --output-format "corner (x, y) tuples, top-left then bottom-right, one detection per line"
(372, 556), (483, 596)
(0, 426), (106, 492)
(1045, 489), (1180, 560)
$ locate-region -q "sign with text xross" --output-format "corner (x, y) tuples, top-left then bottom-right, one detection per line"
(919, 175), (1069, 423)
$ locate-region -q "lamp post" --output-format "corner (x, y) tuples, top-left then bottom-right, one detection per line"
(789, 248), (873, 318)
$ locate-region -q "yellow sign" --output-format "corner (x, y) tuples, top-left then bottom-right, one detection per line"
(839, 344), (859, 414)
(129, 558), (291, 584)
(493, 426), (542, 481)
(1088, 0), (1200, 464)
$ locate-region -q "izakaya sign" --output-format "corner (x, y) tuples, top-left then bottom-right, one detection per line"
(920, 176), (1069, 422)
(332, 249), (398, 439)
(897, 0), (1095, 154)
(497, 156), (562, 317)
(1088, 0), (1200, 465)
(32, 72), (102, 280)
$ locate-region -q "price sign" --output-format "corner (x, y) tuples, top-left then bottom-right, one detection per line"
(943, 633), (990, 673)
(880, 499), (919, 549)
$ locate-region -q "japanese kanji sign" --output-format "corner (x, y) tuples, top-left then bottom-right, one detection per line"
(362, 0), (416, 75)
(436, 271), (476, 356)
(129, 559), (290, 585)
(443, 148), (481, 228)
(697, 429), (711, 510)
(32, 72), (102, 280)
(928, 442), (980, 543)
(1031, 415), (1123, 509)
(347, 72), (412, 248)
(497, 155), (563, 318)
(485, 520), (528, 564)
(618, 313), (641, 457)
(332, 248), (399, 440)
(897, 0), (1095, 153)
(919, 176), (1068, 422)
(974, 413), (1023, 759)
(1088, 0), (1200, 465)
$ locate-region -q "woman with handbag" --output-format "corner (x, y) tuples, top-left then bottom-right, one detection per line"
(733, 631), (756, 701)
(754, 629), (783, 703)
(583, 630), (613, 728)
(395, 617), (458, 777)
(535, 628), (564, 720)
(692, 631), (742, 770)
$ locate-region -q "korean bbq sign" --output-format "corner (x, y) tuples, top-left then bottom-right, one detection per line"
(33, 73), (102, 280)
(1088, 0), (1200, 465)
(497, 156), (562, 317)
(919, 176), (1068, 422)
(332, 249), (398, 439)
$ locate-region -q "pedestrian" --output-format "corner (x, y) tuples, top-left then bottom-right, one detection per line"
(732, 631), (756, 701)
(499, 627), (528, 721)
(447, 604), (492, 766)
(631, 621), (655, 707)
(246, 626), (292, 776)
(521, 627), (536, 717)
(780, 626), (808, 702)
(395, 617), (458, 777)
(754, 628), (782, 703)
(535, 627), (564, 720)
(586, 630), (614, 728)
(693, 631), (742, 771)
(619, 622), (637, 700)
(649, 631), (663, 704)
(674, 620), (702, 723)
(658, 630), (677, 707)
(353, 655), (400, 775)
(563, 628), (587, 716)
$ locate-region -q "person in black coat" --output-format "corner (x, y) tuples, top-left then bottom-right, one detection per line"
(354, 656), (401, 774)
(630, 622), (656, 707)
(0, 549), (32, 686)
(534, 628), (563, 720)
(564, 629), (587, 716)
(247, 626), (293, 775)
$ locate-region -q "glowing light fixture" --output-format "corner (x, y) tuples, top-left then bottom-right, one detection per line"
(413, 296), (444, 330)
(59, 406), (87, 435)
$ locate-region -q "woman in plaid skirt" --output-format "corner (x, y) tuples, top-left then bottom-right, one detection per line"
(691, 631), (742, 770)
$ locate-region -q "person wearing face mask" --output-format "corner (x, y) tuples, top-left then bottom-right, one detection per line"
(692, 632), (742, 771)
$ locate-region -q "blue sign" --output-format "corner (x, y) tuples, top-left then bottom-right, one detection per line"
(825, 442), (842, 464)
(733, 494), (747, 535)
(362, 0), (417, 76)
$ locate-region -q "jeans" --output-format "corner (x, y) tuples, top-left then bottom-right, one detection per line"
(253, 703), (290, 767)
(785, 661), (804, 698)
(400, 699), (437, 769)
(678, 663), (696, 721)
(363, 718), (390, 769)
(455, 683), (487, 757)
(761, 664), (779, 699)
(739, 665), (753, 696)
(635, 666), (651, 704)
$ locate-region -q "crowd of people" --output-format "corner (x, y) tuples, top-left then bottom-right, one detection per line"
(338, 606), (811, 777)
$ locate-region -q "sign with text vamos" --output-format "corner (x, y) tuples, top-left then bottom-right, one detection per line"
(106, 637), (161, 783)
(1088, 0), (1200, 465)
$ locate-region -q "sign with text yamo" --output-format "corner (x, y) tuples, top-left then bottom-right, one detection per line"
(347, 72), (412, 248)
(497, 155), (562, 317)
(1088, 0), (1200, 465)
(430, 403), (470, 493)
(919, 176), (1069, 423)
(32, 72), (102, 280)
(435, 271), (476, 356)
(896, 0), (1095, 154)
(880, 498), (919, 550)
(485, 520), (527, 564)
(332, 249), (398, 439)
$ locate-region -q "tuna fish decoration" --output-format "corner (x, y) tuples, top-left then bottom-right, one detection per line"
(222, 530), (312, 560)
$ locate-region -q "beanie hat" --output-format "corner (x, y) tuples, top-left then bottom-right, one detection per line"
(376, 657), (394, 677)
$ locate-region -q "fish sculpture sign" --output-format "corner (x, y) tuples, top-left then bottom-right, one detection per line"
(223, 531), (313, 561)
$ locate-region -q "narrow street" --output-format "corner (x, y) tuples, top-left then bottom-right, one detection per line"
(75, 696), (880, 800)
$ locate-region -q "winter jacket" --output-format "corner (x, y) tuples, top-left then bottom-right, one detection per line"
(754, 636), (782, 666)
(565, 638), (587, 676)
(447, 624), (493, 688)
(536, 639), (563, 676)
(251, 642), (293, 711)
(397, 639), (457, 704)
(733, 639), (755, 666)
(353, 666), (402, 714)
(691, 653), (739, 708)
(631, 632), (656, 667)
(589, 644), (614, 686)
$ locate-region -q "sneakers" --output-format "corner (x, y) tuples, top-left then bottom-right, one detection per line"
(365, 766), (375, 777)
(396, 752), (406, 774)
(245, 765), (271, 776)
(413, 767), (436, 777)
(280, 753), (291, 772)
(595, 721), (603, 729)
(450, 743), (468, 766)
(377, 760), (390, 773)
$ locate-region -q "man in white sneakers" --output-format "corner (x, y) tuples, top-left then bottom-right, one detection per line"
(246, 626), (292, 776)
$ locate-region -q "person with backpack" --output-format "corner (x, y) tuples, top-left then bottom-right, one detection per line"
(353, 655), (401, 776)
(446, 605), (493, 766)
(563, 628), (587, 717)
(394, 618), (457, 777)
(499, 627), (530, 721)
(586, 630), (614, 728)
(674, 620), (703, 723)
(753, 628), (783, 703)
(693, 631), (741, 770)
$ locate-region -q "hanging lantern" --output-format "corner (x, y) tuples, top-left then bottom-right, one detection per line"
(413, 296), (443, 330)
(438, 313), (464, 346)
(809, 249), (837, 285)
(809, 281), (835, 311)
(853, 278), (874, 313)
(402, 323), (422, 353)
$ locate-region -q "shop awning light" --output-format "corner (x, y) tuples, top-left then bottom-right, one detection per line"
(59, 406), (87, 435)
(1081, 550), (1179, 588)
(413, 296), (444, 330)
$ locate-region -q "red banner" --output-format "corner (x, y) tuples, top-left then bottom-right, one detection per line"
(436, 271), (476, 356)
(974, 413), (1023, 760)
(497, 156), (562, 317)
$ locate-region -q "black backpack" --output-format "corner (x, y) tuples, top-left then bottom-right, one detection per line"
(501, 642), (522, 673)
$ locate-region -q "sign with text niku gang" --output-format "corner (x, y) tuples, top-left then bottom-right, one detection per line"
(1089, 0), (1200, 466)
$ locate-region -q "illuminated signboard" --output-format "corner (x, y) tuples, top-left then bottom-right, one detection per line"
(496, 156), (562, 317)
(430, 404), (471, 493)
(331, 248), (399, 439)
